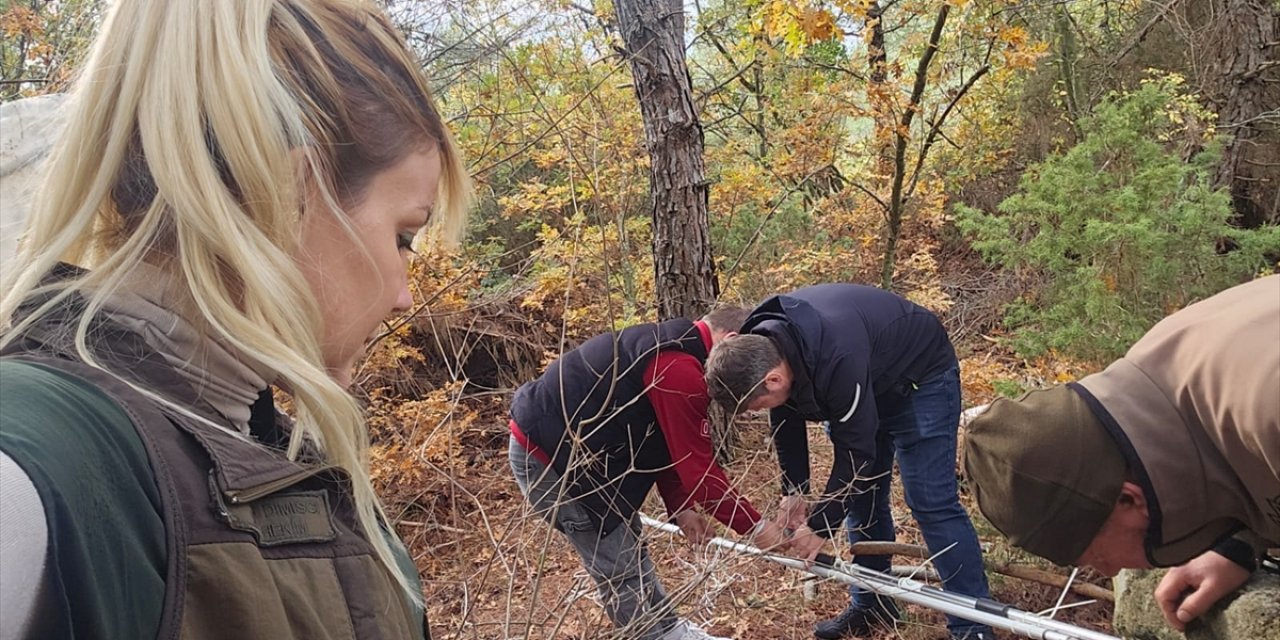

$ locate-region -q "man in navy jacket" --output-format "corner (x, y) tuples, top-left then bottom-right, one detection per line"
(705, 284), (992, 640)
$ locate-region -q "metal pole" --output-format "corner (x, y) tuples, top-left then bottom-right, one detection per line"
(640, 515), (1119, 640)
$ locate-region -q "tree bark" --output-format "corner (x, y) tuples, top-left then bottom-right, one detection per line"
(1203, 0), (1279, 227)
(614, 0), (719, 320)
(1056, 3), (1084, 139)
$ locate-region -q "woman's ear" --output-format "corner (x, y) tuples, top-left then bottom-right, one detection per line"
(724, 331), (738, 339)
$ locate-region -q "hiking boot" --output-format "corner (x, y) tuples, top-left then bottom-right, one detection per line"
(813, 600), (900, 639)
(950, 629), (995, 640)
(659, 619), (732, 640)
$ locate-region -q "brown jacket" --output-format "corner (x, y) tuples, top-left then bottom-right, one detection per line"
(1076, 275), (1280, 566)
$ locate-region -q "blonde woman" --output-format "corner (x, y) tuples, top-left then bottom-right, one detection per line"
(0, 2), (468, 639)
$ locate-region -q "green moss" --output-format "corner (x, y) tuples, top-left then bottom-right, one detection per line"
(1114, 569), (1280, 640)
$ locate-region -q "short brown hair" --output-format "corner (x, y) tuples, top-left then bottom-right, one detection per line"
(703, 332), (780, 466)
(704, 334), (783, 414)
(701, 306), (749, 335)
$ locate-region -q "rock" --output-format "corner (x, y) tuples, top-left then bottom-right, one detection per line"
(1, 93), (68, 270)
(1113, 568), (1280, 640)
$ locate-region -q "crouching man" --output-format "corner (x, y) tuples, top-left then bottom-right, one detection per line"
(509, 307), (789, 640)
(964, 275), (1279, 632)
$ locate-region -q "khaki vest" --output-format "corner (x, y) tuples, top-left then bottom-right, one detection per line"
(6, 304), (427, 639)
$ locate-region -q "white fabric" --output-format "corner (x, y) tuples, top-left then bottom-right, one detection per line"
(0, 450), (47, 640)
(0, 94), (68, 271)
(660, 620), (732, 640)
(959, 403), (990, 428)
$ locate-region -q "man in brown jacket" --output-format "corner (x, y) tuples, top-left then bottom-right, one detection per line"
(964, 275), (1279, 632)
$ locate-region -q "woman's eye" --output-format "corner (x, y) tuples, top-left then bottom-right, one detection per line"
(397, 231), (417, 253)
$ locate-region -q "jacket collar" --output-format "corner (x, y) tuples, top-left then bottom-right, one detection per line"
(1078, 361), (1255, 566)
(6, 264), (323, 495)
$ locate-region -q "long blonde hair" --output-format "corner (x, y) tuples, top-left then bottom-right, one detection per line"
(0, 0), (470, 602)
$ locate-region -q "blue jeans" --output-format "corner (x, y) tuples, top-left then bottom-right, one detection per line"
(840, 366), (992, 637)
(508, 435), (679, 640)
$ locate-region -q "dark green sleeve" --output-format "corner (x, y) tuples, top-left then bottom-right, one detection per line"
(0, 360), (166, 640)
(385, 526), (429, 640)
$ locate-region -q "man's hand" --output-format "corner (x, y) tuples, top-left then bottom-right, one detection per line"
(751, 519), (789, 551)
(674, 510), (715, 545)
(777, 494), (807, 531)
(788, 525), (828, 565)
(1154, 550), (1252, 631)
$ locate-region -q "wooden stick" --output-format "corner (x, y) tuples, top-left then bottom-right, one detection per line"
(993, 563), (1114, 603)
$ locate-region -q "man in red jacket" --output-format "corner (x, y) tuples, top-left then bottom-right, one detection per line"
(509, 307), (793, 640)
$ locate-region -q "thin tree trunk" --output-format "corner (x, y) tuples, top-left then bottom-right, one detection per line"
(1056, 3), (1084, 139)
(614, 0), (719, 320)
(753, 37), (769, 159)
(866, 1), (895, 289)
(879, 5), (950, 290)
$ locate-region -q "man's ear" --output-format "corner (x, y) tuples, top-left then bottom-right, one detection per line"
(708, 330), (736, 345)
(763, 367), (785, 391)
(1116, 481), (1149, 519)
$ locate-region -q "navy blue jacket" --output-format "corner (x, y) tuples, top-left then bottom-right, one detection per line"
(510, 319), (708, 535)
(742, 283), (955, 536)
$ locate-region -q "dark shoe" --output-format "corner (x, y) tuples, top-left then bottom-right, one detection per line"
(813, 600), (900, 639)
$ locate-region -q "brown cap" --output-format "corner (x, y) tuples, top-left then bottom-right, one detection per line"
(962, 385), (1127, 566)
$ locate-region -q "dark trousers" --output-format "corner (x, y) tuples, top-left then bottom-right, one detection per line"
(841, 366), (993, 636)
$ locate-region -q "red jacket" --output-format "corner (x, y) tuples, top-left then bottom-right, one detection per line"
(645, 321), (761, 534)
(512, 320), (761, 535)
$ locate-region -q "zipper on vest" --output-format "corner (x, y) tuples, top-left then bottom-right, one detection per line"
(225, 465), (334, 504)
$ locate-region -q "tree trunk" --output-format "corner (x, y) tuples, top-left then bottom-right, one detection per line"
(866, 2), (896, 290)
(1204, 0), (1279, 227)
(1056, 3), (1083, 139)
(753, 36), (769, 159)
(879, 5), (949, 290)
(614, 0), (719, 320)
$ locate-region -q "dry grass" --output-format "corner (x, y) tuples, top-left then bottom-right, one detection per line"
(363, 271), (1115, 639)
(374, 399), (1115, 639)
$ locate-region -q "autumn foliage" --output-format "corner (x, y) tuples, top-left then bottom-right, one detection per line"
(4, 0), (1277, 637)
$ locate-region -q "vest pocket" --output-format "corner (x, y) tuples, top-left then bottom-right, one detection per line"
(180, 543), (356, 640)
(333, 554), (419, 639)
(222, 490), (339, 546)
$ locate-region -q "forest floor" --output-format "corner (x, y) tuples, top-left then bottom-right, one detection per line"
(390, 355), (1117, 640)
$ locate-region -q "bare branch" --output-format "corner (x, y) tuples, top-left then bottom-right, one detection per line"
(1107, 0), (1184, 69)
(905, 64), (991, 199)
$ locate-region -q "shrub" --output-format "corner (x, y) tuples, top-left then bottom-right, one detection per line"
(955, 76), (1280, 361)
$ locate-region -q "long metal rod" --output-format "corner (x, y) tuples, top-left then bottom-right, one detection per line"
(640, 515), (1119, 640)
